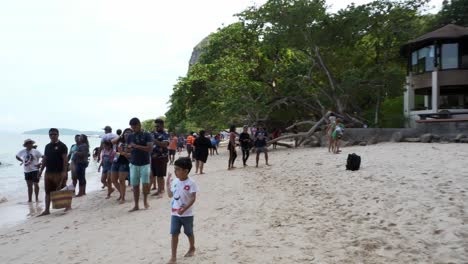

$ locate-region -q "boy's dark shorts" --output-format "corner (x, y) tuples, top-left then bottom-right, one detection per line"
(170, 215), (194, 236)
(168, 149), (176, 155)
(24, 171), (40, 183)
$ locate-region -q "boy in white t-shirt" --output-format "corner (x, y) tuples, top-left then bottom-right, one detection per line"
(166, 157), (198, 264)
(16, 139), (43, 202)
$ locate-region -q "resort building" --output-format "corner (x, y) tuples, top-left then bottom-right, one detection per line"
(401, 24), (468, 127)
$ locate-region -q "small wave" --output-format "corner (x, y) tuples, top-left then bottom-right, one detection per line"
(0, 162), (13, 167)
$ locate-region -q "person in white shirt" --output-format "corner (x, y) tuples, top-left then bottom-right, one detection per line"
(98, 126), (118, 163)
(166, 157), (198, 264)
(16, 139), (43, 202)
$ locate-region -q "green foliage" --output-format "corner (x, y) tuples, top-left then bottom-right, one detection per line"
(380, 96), (405, 128)
(141, 119), (155, 132)
(435, 0), (468, 27)
(166, 0), (457, 130)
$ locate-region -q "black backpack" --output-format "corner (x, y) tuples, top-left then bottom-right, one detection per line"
(346, 153), (361, 171)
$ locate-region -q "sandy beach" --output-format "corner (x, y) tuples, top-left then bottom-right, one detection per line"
(0, 142), (467, 264)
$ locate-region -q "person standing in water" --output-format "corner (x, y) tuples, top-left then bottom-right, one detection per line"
(38, 128), (69, 216)
(73, 135), (90, 197)
(16, 139), (43, 203)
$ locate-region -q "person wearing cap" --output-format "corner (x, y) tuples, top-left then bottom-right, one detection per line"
(98, 126), (118, 163)
(16, 139), (43, 203)
(127, 117), (154, 211)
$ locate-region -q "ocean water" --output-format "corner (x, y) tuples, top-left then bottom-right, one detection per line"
(0, 132), (103, 228)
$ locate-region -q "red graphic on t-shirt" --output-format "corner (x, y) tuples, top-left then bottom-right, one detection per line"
(184, 185), (190, 191)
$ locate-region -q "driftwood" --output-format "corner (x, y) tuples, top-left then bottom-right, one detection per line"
(285, 121), (316, 131)
(267, 111), (332, 147)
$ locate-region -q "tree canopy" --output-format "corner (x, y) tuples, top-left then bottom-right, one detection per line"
(165, 0), (463, 131)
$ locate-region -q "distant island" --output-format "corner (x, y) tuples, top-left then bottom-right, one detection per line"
(23, 128), (103, 136)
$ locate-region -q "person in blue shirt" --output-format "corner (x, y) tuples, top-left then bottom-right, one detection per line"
(127, 118), (154, 212)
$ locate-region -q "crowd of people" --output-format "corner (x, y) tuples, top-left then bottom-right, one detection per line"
(14, 116), (344, 263)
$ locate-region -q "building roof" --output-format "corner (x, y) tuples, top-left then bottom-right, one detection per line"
(401, 24), (468, 56)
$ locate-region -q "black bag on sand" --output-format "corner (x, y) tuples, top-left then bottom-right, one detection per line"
(346, 153), (361, 171)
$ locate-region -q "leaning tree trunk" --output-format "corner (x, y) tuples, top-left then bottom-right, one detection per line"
(267, 111), (332, 147)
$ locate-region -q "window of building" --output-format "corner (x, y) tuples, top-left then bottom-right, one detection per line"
(441, 43), (459, 69)
(411, 45), (434, 74)
(461, 42), (468, 69)
(411, 51), (418, 73)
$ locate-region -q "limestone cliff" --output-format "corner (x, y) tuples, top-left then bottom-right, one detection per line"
(188, 35), (210, 70)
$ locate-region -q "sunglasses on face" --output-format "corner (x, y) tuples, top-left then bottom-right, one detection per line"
(49, 133), (58, 136)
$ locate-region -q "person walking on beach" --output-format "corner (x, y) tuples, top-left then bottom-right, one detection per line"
(98, 126), (118, 162)
(73, 135), (90, 197)
(254, 126), (270, 167)
(209, 135), (218, 156)
(16, 139), (43, 203)
(186, 133), (195, 161)
(166, 157), (198, 264)
(68, 135), (80, 192)
(127, 117), (154, 211)
(227, 125), (238, 170)
(271, 128), (281, 150)
(111, 128), (132, 204)
(38, 128), (69, 216)
(326, 113), (337, 153)
(239, 126), (252, 167)
(332, 118), (345, 154)
(98, 140), (115, 198)
(194, 130), (211, 174)
(168, 132), (178, 165)
(177, 134), (185, 155)
(151, 118), (170, 197)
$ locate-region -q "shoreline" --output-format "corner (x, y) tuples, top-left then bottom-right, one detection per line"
(1, 143), (467, 263)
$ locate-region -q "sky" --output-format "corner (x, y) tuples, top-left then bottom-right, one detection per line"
(0, 0), (443, 133)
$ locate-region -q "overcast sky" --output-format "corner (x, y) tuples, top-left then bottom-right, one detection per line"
(0, 0), (443, 133)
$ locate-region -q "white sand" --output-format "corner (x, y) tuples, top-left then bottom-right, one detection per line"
(0, 143), (467, 264)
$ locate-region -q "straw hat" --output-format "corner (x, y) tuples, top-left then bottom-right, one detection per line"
(23, 139), (35, 147)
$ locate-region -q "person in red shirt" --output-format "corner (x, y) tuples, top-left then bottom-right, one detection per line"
(168, 133), (178, 165)
(186, 133), (195, 161)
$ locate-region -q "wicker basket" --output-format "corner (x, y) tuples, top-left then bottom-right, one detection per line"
(50, 190), (73, 209)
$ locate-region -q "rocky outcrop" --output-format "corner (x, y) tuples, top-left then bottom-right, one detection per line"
(188, 36), (211, 71)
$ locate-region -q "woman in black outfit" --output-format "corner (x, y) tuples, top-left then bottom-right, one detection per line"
(194, 130), (212, 174)
(239, 125), (252, 167)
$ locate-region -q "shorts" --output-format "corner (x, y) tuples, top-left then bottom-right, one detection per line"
(186, 144), (193, 152)
(44, 171), (66, 194)
(170, 215), (194, 236)
(24, 171), (40, 183)
(129, 164), (150, 186)
(151, 157), (168, 177)
(75, 163), (87, 185)
(102, 162), (112, 173)
(111, 162), (130, 173)
(168, 149), (176, 155)
(256, 147), (268, 153)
